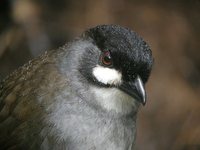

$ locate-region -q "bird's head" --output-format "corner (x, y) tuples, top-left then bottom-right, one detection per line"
(62, 25), (153, 114)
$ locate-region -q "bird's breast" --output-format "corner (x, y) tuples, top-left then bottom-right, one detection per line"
(47, 106), (136, 150)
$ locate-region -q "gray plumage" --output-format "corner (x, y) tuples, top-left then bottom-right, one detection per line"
(0, 25), (153, 150)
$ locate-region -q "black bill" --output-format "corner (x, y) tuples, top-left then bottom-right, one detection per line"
(119, 76), (146, 105)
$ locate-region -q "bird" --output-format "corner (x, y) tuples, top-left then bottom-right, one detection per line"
(0, 25), (153, 150)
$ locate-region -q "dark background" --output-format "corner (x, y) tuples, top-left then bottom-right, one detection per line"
(0, 0), (200, 149)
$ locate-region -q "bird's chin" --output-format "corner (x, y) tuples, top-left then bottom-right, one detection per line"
(90, 86), (140, 114)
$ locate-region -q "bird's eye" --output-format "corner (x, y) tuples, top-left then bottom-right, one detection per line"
(101, 51), (112, 66)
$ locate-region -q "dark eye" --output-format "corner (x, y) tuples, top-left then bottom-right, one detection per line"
(101, 51), (112, 66)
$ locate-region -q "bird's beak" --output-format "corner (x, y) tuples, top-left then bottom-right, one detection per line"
(119, 76), (146, 105)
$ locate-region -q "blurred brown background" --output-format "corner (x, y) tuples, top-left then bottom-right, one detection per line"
(0, 0), (200, 149)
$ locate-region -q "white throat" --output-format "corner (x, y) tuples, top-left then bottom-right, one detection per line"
(91, 87), (138, 114)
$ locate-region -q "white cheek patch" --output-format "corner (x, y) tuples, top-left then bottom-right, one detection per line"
(92, 65), (122, 85)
